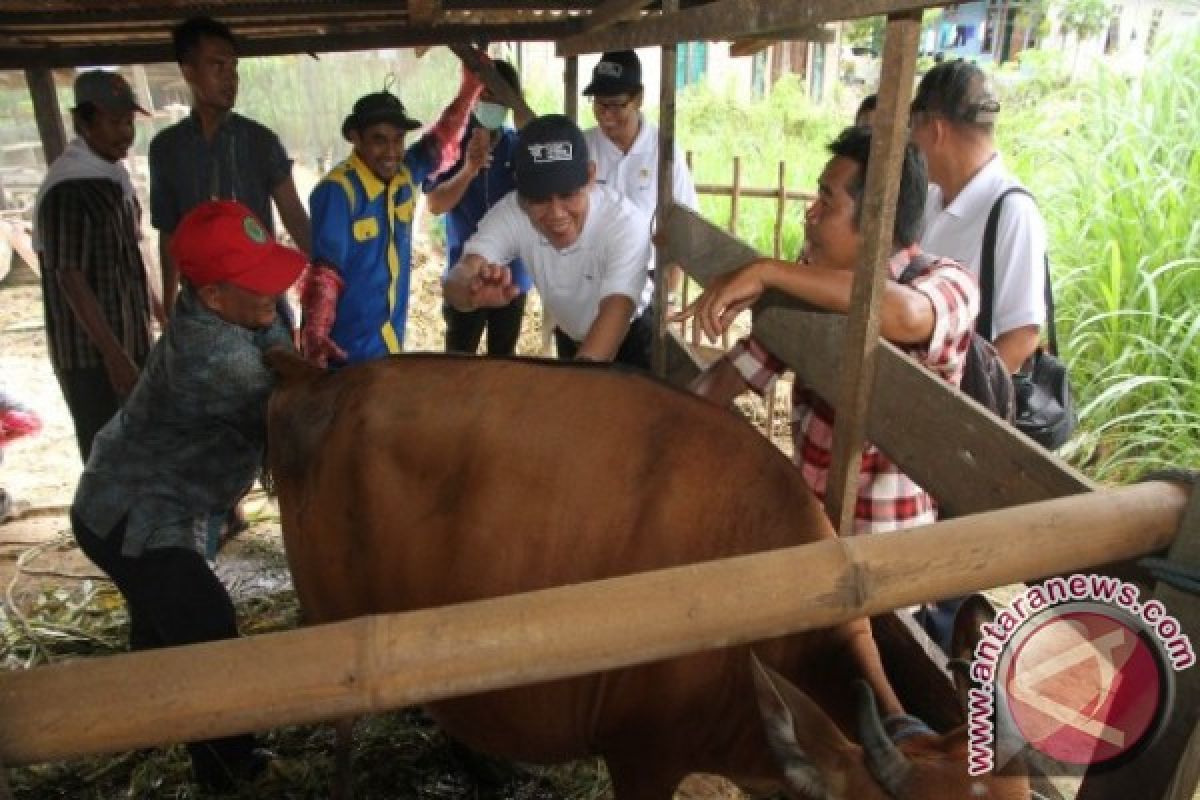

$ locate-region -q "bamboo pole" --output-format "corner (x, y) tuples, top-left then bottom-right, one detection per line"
(652, 0), (679, 378)
(773, 159), (786, 259)
(0, 481), (1186, 767)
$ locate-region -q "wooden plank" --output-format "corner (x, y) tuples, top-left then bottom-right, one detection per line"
(825, 12), (921, 533)
(408, 0), (443, 25)
(662, 205), (1095, 516)
(729, 24), (837, 56)
(773, 160), (786, 259)
(23, 68), (64, 166)
(0, 481), (1184, 766)
(652, 0), (679, 379)
(581, 0), (654, 32)
(448, 43), (536, 127)
(873, 613), (963, 731)
(0, 20), (583, 69)
(564, 55), (579, 122)
(694, 184), (813, 202)
(557, 0), (942, 57)
(1077, 480), (1200, 800)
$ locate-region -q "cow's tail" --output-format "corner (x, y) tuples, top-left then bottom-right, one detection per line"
(263, 347), (331, 496)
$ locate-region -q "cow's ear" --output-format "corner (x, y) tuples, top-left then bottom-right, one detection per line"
(751, 653), (860, 800)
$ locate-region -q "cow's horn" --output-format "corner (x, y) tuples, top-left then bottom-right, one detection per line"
(855, 680), (913, 796)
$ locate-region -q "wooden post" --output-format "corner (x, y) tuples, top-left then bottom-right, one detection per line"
(823, 11), (921, 535)
(682, 149), (695, 338)
(24, 68), (65, 167)
(0, 482), (1185, 766)
(774, 159), (787, 259)
(728, 155), (742, 236)
(540, 55), (579, 358)
(653, 0), (680, 378)
(449, 44), (536, 127)
(1076, 477), (1200, 800)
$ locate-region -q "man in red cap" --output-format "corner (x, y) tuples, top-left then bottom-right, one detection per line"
(34, 69), (157, 462)
(69, 200), (305, 792)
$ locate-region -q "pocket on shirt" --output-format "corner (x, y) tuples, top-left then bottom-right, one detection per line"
(353, 217), (380, 242)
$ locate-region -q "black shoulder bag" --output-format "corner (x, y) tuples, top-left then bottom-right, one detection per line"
(978, 188), (1076, 450)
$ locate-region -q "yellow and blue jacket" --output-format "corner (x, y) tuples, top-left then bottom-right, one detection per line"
(310, 143), (437, 363)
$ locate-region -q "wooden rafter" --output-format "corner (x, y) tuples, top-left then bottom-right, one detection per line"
(557, 0), (941, 56)
(408, 0), (444, 26)
(728, 24), (834, 57)
(581, 0), (654, 32)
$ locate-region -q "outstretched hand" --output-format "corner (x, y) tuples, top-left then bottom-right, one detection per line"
(469, 262), (520, 308)
(465, 127), (493, 174)
(670, 262), (767, 341)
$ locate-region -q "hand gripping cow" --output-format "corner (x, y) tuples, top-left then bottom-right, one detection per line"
(266, 350), (1029, 800)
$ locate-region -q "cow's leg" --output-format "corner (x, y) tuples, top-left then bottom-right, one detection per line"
(606, 752), (682, 800)
(331, 715), (357, 800)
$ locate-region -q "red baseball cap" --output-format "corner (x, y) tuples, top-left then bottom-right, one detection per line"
(170, 201), (306, 295)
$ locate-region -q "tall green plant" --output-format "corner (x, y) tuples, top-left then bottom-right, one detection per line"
(1004, 29), (1200, 481)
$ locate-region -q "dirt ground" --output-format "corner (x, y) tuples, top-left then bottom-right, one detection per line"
(0, 230), (774, 798)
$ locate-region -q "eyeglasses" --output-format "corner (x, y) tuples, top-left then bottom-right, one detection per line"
(592, 96), (633, 115)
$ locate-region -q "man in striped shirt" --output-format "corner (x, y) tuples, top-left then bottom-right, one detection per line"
(677, 127), (979, 533)
(34, 70), (154, 461)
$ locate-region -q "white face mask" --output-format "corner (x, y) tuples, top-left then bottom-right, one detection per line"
(474, 101), (510, 131)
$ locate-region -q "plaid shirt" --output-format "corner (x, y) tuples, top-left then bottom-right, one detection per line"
(36, 179), (153, 371)
(728, 246), (979, 533)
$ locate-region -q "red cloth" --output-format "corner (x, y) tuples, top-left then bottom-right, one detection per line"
(299, 263), (348, 368)
(0, 408), (42, 445)
(429, 61), (487, 179)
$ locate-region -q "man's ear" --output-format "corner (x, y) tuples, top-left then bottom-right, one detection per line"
(632, 88), (645, 110)
(196, 284), (224, 313)
(586, 160), (597, 186)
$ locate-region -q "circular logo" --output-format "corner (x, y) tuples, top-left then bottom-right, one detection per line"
(242, 216), (267, 244)
(1002, 605), (1169, 767)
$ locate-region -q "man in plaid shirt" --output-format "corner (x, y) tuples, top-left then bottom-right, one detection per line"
(679, 127), (979, 533)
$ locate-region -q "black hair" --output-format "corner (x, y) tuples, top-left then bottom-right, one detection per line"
(857, 94), (878, 116)
(826, 125), (927, 248)
(493, 59), (521, 94)
(70, 103), (98, 136)
(173, 16), (236, 65)
(910, 59), (999, 134)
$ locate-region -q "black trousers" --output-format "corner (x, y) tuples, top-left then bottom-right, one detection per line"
(554, 311), (654, 372)
(443, 293), (528, 356)
(55, 366), (122, 463)
(70, 511), (258, 785)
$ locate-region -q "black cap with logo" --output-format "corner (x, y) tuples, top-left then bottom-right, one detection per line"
(582, 50), (643, 96)
(514, 114), (590, 202)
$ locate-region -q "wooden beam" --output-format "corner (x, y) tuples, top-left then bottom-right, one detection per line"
(1076, 479), (1200, 800)
(0, 20), (583, 69)
(661, 205), (1095, 516)
(448, 43), (536, 127)
(408, 0), (444, 26)
(582, 0), (655, 32)
(652, 0), (679, 378)
(23, 68), (64, 167)
(0, 482), (1183, 766)
(825, 11), (920, 533)
(729, 24), (836, 56)
(557, 0), (941, 56)
(564, 55), (579, 121)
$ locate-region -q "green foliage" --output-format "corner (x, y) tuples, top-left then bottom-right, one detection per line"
(1001, 28), (1200, 481)
(1057, 0), (1112, 42)
(677, 74), (846, 257)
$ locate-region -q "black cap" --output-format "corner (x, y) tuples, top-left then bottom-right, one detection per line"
(911, 59), (1000, 126)
(514, 114), (590, 202)
(342, 91), (422, 140)
(582, 50), (642, 96)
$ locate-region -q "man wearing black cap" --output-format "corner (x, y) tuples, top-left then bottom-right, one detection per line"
(910, 59), (1047, 374)
(303, 65), (485, 366)
(33, 69), (156, 462)
(582, 50), (699, 302)
(444, 114), (654, 368)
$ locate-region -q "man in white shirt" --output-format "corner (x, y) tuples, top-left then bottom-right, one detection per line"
(909, 59), (1047, 373)
(582, 50), (699, 301)
(444, 114), (654, 369)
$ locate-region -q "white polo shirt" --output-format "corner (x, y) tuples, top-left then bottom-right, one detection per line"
(463, 184), (652, 342)
(920, 154), (1047, 340)
(584, 115), (699, 218)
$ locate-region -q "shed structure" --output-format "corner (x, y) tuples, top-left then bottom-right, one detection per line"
(0, 3), (1196, 800)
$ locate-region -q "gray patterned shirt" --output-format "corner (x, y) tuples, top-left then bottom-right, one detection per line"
(73, 285), (293, 557)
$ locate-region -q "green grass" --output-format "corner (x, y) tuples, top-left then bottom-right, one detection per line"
(1000, 28), (1200, 481)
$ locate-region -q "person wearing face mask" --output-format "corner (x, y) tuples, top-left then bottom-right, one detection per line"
(424, 59), (534, 356)
(33, 70), (156, 463)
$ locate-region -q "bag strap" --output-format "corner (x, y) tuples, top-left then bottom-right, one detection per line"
(979, 186), (1058, 355)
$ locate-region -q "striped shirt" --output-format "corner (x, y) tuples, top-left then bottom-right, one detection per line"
(36, 179), (153, 371)
(727, 246), (979, 533)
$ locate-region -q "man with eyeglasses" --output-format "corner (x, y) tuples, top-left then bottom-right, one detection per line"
(444, 114), (653, 369)
(582, 50), (699, 306)
(909, 59), (1047, 375)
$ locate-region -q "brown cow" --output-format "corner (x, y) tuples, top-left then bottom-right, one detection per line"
(266, 350), (1028, 800)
